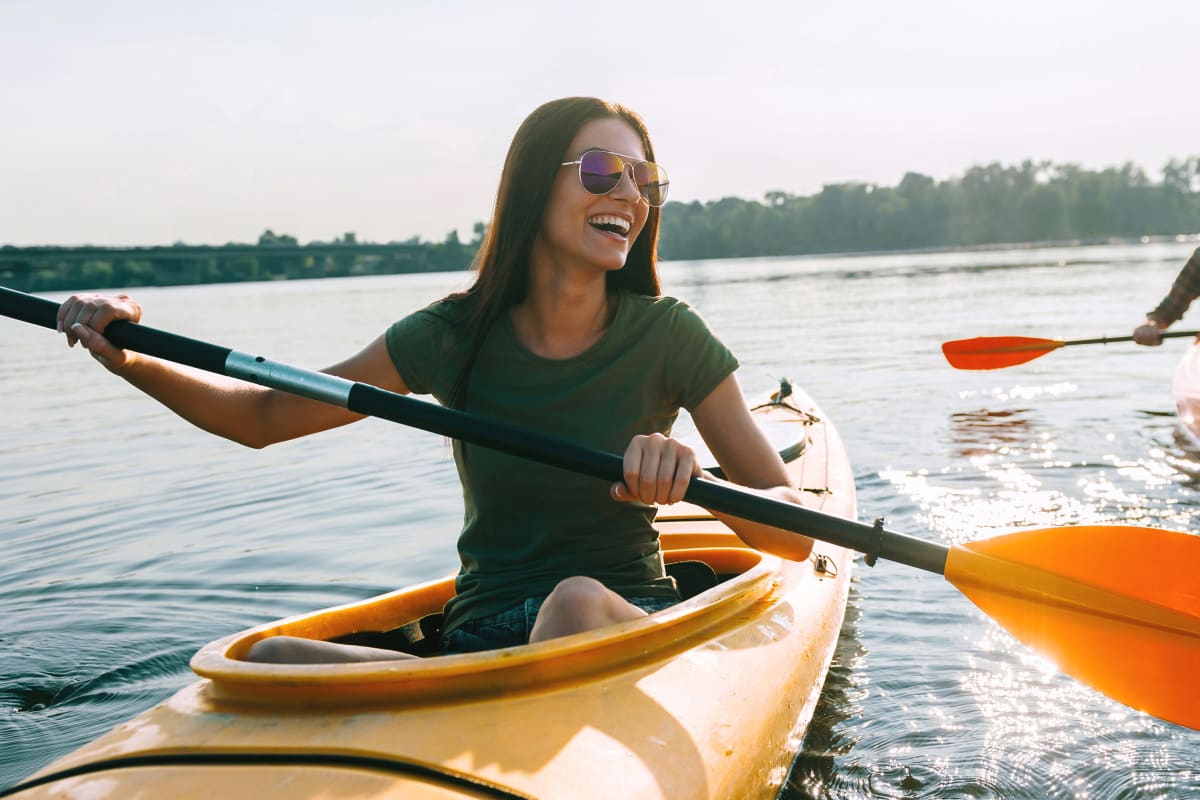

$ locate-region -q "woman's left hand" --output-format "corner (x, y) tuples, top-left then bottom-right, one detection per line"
(612, 433), (701, 506)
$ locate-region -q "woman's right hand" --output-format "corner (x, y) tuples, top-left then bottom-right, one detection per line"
(1133, 319), (1165, 346)
(612, 432), (702, 506)
(56, 293), (144, 370)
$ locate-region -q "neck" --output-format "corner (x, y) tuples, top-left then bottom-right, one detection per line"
(510, 265), (615, 360)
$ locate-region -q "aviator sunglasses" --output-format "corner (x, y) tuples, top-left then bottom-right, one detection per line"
(560, 150), (670, 207)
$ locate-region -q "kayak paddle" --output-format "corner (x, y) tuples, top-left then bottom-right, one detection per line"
(942, 331), (1200, 370)
(2, 286), (1198, 731)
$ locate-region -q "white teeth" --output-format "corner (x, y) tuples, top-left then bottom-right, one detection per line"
(588, 214), (631, 235)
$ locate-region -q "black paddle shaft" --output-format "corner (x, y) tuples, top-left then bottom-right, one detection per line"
(1061, 330), (1198, 347)
(0, 286), (950, 575)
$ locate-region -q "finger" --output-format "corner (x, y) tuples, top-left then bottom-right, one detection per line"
(72, 324), (124, 370)
(638, 438), (665, 503)
(58, 296), (83, 343)
(55, 298), (71, 333)
(61, 294), (138, 337)
(77, 301), (119, 335)
(59, 294), (94, 329)
(60, 297), (102, 345)
(654, 447), (678, 505)
(71, 323), (100, 353)
(116, 294), (143, 323)
(623, 437), (646, 502)
(667, 451), (697, 505)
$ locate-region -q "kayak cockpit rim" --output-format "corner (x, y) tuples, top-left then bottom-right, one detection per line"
(189, 543), (832, 707)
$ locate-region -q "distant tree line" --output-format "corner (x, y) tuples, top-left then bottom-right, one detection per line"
(1, 228), (482, 293)
(2, 157), (1196, 293)
(657, 156), (1200, 259)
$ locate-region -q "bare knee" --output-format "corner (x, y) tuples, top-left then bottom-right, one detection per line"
(531, 577), (644, 643)
(244, 635), (312, 663)
(544, 576), (612, 609)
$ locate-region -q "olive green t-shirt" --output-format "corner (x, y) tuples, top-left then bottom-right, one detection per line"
(385, 289), (738, 634)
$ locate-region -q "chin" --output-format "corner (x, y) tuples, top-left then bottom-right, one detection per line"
(578, 251), (627, 273)
(597, 244), (633, 270)
(599, 258), (629, 274)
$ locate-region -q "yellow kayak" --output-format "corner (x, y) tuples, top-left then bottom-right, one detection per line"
(9, 389), (855, 800)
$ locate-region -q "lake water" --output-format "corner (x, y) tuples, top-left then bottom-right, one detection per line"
(2, 241), (1199, 798)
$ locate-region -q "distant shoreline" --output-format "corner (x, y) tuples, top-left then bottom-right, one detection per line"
(2, 233), (1197, 295)
(662, 232), (1200, 265)
(8, 152), (1198, 292)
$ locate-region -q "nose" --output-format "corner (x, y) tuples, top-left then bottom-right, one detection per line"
(610, 162), (643, 203)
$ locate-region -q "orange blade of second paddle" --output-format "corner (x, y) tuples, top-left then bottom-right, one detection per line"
(941, 336), (1064, 370)
(944, 525), (1200, 730)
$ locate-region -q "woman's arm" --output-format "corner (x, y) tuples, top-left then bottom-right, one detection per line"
(613, 373), (814, 561)
(58, 293), (409, 449)
(688, 374), (814, 561)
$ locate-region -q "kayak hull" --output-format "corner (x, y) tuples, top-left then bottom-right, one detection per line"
(1172, 342), (1200, 446)
(11, 390), (856, 800)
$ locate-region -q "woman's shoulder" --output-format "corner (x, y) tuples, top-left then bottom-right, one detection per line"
(418, 295), (474, 324)
(618, 290), (693, 319)
(615, 291), (723, 347)
(386, 296), (475, 354)
(621, 290), (716, 327)
(390, 295), (474, 333)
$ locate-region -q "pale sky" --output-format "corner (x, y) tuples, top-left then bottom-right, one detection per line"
(2, 0), (1196, 247)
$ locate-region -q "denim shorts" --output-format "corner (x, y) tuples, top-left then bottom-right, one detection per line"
(441, 594), (678, 655)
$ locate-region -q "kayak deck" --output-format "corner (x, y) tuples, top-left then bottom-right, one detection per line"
(11, 389), (856, 800)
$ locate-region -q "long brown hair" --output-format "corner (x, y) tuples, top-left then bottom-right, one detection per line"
(446, 97), (663, 409)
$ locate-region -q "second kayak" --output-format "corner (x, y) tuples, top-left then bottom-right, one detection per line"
(1172, 340), (1200, 446)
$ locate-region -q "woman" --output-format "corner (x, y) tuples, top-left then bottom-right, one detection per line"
(55, 97), (814, 662)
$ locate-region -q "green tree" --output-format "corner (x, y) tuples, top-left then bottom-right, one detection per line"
(257, 229), (299, 247)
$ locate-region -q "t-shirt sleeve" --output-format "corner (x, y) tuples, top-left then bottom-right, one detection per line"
(662, 301), (739, 411)
(385, 306), (453, 399)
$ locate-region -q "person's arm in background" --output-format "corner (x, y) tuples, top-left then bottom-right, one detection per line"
(1134, 247), (1200, 345)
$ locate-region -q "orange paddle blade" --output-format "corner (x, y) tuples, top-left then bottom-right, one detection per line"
(945, 525), (1200, 730)
(941, 336), (1065, 370)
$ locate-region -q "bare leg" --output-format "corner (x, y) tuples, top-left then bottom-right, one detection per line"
(529, 576), (647, 643)
(244, 635), (418, 664)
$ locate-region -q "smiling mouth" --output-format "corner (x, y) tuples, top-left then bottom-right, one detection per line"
(588, 214), (631, 238)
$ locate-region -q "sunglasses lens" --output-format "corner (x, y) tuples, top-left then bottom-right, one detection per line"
(634, 161), (669, 207)
(579, 151), (625, 195)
